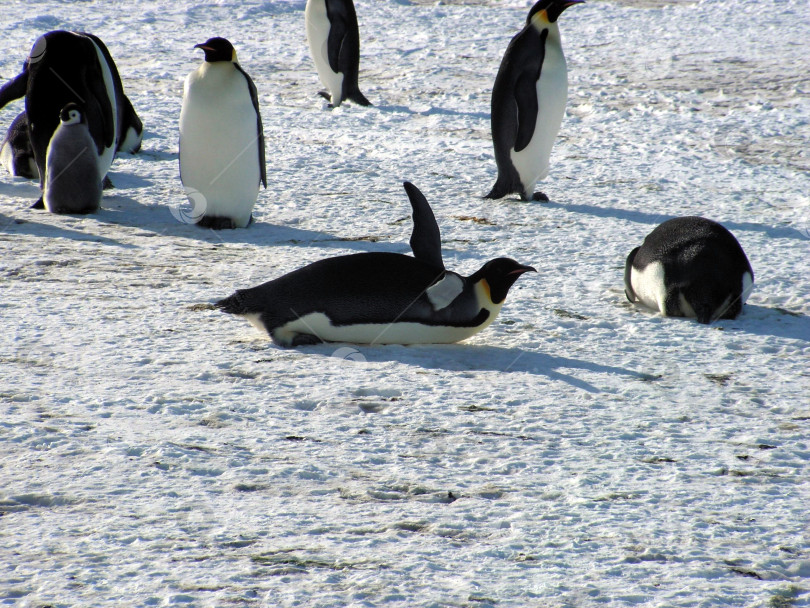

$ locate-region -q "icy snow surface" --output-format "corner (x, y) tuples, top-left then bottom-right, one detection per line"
(1, 0), (809, 606)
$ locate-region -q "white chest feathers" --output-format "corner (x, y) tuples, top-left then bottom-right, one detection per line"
(510, 23), (568, 190)
(179, 62), (260, 227)
(305, 0), (344, 103)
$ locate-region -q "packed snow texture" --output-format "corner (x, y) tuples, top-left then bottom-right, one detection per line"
(1, 0), (809, 606)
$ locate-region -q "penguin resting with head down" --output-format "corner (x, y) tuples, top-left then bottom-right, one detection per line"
(624, 217), (754, 323)
(179, 37), (266, 229)
(305, 0), (371, 107)
(486, 0), (582, 202)
(215, 182), (535, 346)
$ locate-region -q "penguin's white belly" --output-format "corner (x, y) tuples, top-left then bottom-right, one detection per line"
(88, 38), (118, 179)
(180, 66), (260, 228)
(510, 43), (567, 192)
(270, 312), (499, 346)
(630, 262), (668, 315)
(305, 0), (344, 103)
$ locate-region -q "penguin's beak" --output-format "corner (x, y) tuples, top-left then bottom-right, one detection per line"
(194, 43), (214, 51)
(508, 265), (537, 276)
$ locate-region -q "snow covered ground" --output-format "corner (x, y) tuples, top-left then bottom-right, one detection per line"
(1, 0), (809, 606)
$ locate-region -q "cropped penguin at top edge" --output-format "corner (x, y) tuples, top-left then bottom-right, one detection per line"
(214, 182), (535, 347)
(624, 217), (754, 324)
(43, 103), (103, 214)
(486, 0), (582, 202)
(0, 30), (143, 208)
(1, 111), (38, 179)
(305, 0), (371, 107)
(179, 37), (266, 229)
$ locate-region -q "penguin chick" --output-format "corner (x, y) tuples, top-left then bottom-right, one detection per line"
(43, 103), (102, 214)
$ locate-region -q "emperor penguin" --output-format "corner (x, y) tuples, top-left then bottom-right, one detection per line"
(0, 31), (139, 206)
(1, 112), (38, 179)
(624, 217), (754, 324)
(179, 37), (266, 229)
(215, 182), (535, 346)
(305, 0), (371, 107)
(486, 0), (582, 202)
(43, 103), (103, 214)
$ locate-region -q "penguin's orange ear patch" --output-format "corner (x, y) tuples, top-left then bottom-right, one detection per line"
(532, 9), (550, 26)
(232, 49), (237, 62)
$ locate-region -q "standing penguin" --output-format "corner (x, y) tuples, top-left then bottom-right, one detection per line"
(214, 182), (535, 347)
(179, 37), (266, 229)
(1, 112), (38, 179)
(486, 0), (582, 202)
(624, 217), (754, 323)
(43, 103), (102, 214)
(305, 0), (371, 107)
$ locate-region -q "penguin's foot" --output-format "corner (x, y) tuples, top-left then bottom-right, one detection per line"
(197, 215), (237, 230)
(31, 197), (44, 210)
(290, 333), (323, 347)
(531, 191), (550, 202)
(102, 176), (114, 190)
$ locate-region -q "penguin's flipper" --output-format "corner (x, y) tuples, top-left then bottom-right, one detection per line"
(325, 7), (349, 74)
(235, 64), (266, 189)
(513, 68), (541, 153)
(403, 182), (444, 270)
(624, 247), (639, 303)
(0, 69), (29, 110)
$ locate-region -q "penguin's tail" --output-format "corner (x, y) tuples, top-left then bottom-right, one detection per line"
(214, 291), (248, 315)
(349, 89), (372, 107)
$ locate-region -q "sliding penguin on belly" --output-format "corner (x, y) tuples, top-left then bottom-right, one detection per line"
(305, 0), (371, 107)
(179, 37), (266, 229)
(624, 217), (754, 323)
(215, 182), (535, 346)
(486, 0), (582, 202)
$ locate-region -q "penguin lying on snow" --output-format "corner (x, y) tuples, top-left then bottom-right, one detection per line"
(0, 111), (38, 179)
(215, 182), (535, 346)
(305, 0), (371, 107)
(179, 37), (266, 229)
(625, 217), (754, 323)
(486, 0), (582, 202)
(43, 103), (102, 214)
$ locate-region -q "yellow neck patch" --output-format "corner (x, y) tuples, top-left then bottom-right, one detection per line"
(531, 10), (551, 29)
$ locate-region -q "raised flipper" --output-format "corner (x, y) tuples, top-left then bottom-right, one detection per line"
(403, 181), (444, 271)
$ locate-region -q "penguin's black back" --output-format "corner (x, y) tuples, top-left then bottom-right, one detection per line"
(632, 217), (753, 322)
(216, 252), (484, 330)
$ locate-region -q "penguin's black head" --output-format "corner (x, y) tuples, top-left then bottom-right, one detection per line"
(195, 37), (236, 63)
(528, 0), (584, 25)
(472, 258), (536, 304)
(59, 103), (85, 125)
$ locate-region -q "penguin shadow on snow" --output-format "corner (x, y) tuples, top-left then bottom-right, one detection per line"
(729, 304), (810, 342)
(545, 200), (809, 242)
(0, 213), (134, 248)
(300, 343), (643, 394)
